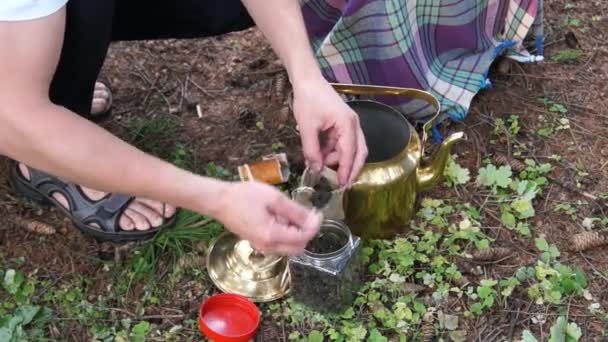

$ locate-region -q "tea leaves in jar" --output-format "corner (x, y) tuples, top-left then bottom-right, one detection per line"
(305, 229), (349, 254)
(289, 220), (363, 313)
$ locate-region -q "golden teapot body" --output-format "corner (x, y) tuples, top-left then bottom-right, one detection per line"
(330, 84), (465, 240)
(344, 124), (421, 239)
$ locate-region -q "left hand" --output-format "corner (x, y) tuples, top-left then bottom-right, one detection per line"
(292, 76), (368, 187)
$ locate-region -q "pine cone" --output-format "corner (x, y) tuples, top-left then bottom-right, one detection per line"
(15, 217), (56, 235)
(420, 320), (435, 342)
(272, 73), (288, 102)
(403, 283), (427, 294)
(472, 247), (513, 262)
(571, 231), (608, 252)
(492, 153), (526, 173)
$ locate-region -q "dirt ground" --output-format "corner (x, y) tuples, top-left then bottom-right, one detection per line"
(1, 1), (608, 341)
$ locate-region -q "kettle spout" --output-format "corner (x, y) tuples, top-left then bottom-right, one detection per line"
(416, 132), (466, 192)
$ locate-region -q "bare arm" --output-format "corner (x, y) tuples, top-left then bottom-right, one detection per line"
(241, 0), (368, 186)
(240, 0), (322, 86)
(0, 8), (225, 215)
(0, 7), (321, 254)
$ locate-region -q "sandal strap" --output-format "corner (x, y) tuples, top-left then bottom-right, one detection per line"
(23, 166), (133, 233)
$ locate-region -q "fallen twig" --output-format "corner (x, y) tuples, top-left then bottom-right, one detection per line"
(506, 73), (575, 81)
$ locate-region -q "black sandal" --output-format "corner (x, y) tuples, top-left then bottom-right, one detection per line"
(10, 163), (176, 242)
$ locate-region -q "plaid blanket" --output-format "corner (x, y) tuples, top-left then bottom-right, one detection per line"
(301, 0), (544, 128)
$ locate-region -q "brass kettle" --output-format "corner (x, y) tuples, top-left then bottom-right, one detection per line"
(330, 84), (466, 239)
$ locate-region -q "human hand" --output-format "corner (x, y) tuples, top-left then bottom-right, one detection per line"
(213, 182), (323, 255)
(292, 76), (368, 187)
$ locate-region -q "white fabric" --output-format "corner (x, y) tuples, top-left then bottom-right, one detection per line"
(0, 0), (68, 22)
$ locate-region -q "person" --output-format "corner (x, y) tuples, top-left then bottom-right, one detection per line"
(0, 1), (368, 255)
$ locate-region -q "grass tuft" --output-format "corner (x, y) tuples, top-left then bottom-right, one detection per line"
(126, 210), (224, 287)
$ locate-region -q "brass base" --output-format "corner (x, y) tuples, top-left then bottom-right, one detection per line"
(206, 232), (290, 302)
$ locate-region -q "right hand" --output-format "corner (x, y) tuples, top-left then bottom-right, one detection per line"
(214, 182), (323, 255)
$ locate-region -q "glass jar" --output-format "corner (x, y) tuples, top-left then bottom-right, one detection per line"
(289, 220), (363, 313)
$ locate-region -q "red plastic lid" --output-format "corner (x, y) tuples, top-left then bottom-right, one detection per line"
(199, 293), (260, 342)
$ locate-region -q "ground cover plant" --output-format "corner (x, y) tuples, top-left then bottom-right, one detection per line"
(1, 1), (607, 341)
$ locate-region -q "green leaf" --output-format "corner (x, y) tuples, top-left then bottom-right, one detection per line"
(538, 127), (555, 138)
(495, 166), (513, 188)
(574, 270), (587, 289)
(308, 330), (324, 342)
(328, 328), (341, 341)
(501, 210), (516, 227)
(477, 164), (496, 187)
(549, 316), (566, 342)
(444, 156), (471, 186)
(548, 245), (561, 259)
(478, 165), (513, 188)
(566, 322), (582, 340)
(341, 307), (355, 319)
(552, 49), (582, 63)
(343, 324), (367, 341)
(535, 238), (550, 252)
(413, 302), (426, 313)
(480, 279), (498, 287)
(468, 303), (483, 315)
(483, 296), (495, 308)
(515, 223), (531, 237)
(520, 330), (539, 342)
(528, 284), (542, 301)
(131, 321), (151, 342)
(512, 199), (535, 219)
(549, 103), (568, 113)
(449, 330), (467, 342)
(478, 286), (492, 299)
(14, 305), (40, 326)
(0, 327), (12, 342)
(3, 270), (24, 295)
(476, 239), (490, 250)
(548, 290), (562, 304)
(368, 329), (388, 342)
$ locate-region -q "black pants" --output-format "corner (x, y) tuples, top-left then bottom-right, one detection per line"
(50, 0), (254, 118)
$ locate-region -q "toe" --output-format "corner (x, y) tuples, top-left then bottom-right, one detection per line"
(18, 163), (31, 180)
(124, 208), (151, 231)
(119, 215), (135, 231)
(130, 201), (164, 228)
(91, 99), (108, 114)
(91, 82), (111, 115)
(94, 89), (110, 101)
(164, 205), (177, 218)
(51, 192), (71, 211)
(137, 198), (176, 219)
(95, 81), (106, 90)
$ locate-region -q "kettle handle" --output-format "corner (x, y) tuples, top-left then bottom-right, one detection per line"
(329, 83), (441, 147)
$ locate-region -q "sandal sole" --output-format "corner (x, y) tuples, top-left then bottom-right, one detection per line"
(10, 164), (175, 243)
